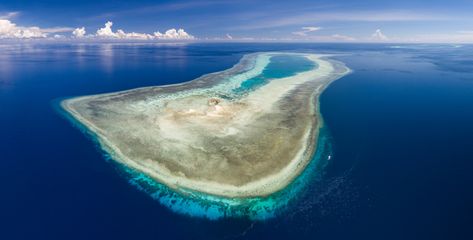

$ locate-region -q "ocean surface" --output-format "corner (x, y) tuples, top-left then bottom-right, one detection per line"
(1, 43), (473, 239)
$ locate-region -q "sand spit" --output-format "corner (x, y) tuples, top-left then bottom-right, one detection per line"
(61, 52), (350, 198)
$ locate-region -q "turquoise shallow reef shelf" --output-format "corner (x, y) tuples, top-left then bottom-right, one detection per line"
(232, 54), (316, 94)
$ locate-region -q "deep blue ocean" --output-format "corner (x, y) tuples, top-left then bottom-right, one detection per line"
(1, 43), (473, 240)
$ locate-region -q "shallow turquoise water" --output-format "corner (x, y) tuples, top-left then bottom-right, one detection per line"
(233, 54), (316, 93)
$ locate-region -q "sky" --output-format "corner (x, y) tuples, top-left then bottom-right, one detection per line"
(1, 0), (473, 42)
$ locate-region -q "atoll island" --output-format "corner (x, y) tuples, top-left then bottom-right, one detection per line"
(61, 52), (350, 218)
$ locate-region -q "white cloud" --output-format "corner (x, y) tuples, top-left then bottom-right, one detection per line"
(0, 19), (46, 38)
(96, 21), (194, 40)
(117, 29), (153, 40)
(96, 21), (117, 38)
(226, 33), (233, 40)
(72, 27), (86, 38)
(0, 19), (73, 39)
(371, 29), (388, 41)
(53, 34), (65, 39)
(153, 28), (195, 40)
(95, 21), (154, 39)
(292, 26), (321, 36)
(0, 19), (195, 41)
(0, 10), (199, 41)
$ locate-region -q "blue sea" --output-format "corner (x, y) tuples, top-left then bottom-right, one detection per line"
(1, 43), (473, 240)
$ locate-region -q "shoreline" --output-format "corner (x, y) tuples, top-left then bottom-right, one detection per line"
(60, 52), (350, 198)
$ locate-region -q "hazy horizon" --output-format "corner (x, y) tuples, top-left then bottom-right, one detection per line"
(2, 0), (473, 43)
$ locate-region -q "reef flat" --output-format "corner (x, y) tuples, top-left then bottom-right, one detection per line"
(61, 52), (349, 198)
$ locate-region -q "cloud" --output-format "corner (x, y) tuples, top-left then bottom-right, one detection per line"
(118, 29), (153, 40)
(53, 34), (66, 39)
(234, 10), (453, 30)
(153, 28), (195, 40)
(95, 21), (195, 40)
(72, 27), (86, 38)
(96, 21), (117, 38)
(95, 21), (154, 40)
(0, 19), (195, 41)
(0, 19), (45, 38)
(0, 19), (73, 39)
(290, 34), (356, 42)
(0, 11), (19, 20)
(292, 26), (321, 36)
(371, 29), (388, 41)
(330, 34), (356, 41)
(288, 26), (355, 42)
(41, 27), (75, 33)
(226, 33), (233, 40)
